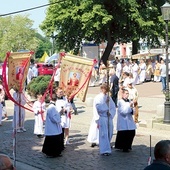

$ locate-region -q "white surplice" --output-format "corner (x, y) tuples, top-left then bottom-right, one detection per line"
(132, 63), (139, 85)
(44, 103), (62, 136)
(93, 93), (116, 154)
(33, 101), (46, 135)
(139, 63), (146, 82)
(117, 99), (136, 131)
(116, 63), (122, 78)
(55, 97), (68, 128)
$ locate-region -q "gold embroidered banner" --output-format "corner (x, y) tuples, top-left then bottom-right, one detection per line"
(8, 52), (31, 91)
(60, 54), (95, 102)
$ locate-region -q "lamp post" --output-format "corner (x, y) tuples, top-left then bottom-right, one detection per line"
(161, 2), (170, 124)
(50, 32), (57, 55)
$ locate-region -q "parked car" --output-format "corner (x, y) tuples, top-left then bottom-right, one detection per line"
(37, 63), (54, 76)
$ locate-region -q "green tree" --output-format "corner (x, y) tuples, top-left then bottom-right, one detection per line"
(0, 14), (39, 59)
(35, 33), (52, 59)
(41, 0), (165, 65)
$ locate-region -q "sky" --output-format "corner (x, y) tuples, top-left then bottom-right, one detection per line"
(0, 0), (49, 35)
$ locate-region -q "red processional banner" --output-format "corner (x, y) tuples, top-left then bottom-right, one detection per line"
(7, 52), (31, 91)
(59, 54), (97, 102)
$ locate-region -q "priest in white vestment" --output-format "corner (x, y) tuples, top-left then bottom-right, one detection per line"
(93, 84), (116, 155)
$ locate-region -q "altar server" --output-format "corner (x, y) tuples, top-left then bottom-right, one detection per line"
(56, 87), (68, 150)
(115, 89), (136, 152)
(93, 84), (116, 155)
(42, 93), (62, 157)
(33, 93), (46, 138)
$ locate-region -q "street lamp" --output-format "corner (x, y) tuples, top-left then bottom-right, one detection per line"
(161, 1), (170, 124)
(50, 32), (57, 55)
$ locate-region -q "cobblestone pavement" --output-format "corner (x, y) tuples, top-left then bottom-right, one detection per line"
(0, 82), (169, 170)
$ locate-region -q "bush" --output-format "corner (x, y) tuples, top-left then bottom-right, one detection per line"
(27, 75), (55, 98)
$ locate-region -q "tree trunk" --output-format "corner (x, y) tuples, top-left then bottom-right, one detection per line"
(132, 39), (139, 55)
(101, 30), (115, 66)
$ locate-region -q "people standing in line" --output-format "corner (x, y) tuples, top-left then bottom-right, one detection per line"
(144, 140), (170, 170)
(122, 61), (130, 73)
(93, 84), (116, 156)
(116, 59), (122, 79)
(12, 89), (26, 133)
(160, 60), (167, 92)
(110, 70), (119, 107)
(42, 93), (62, 158)
(154, 60), (161, 82)
(55, 87), (68, 150)
(126, 80), (139, 123)
(131, 60), (140, 85)
(139, 59), (146, 83)
(33, 93), (46, 138)
(122, 72), (130, 88)
(115, 89), (136, 152)
(146, 60), (153, 81)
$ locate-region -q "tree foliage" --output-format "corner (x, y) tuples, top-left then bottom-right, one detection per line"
(0, 14), (39, 59)
(41, 0), (165, 65)
(35, 33), (52, 58)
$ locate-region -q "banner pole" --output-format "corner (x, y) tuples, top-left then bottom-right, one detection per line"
(106, 60), (110, 141)
(19, 92), (21, 128)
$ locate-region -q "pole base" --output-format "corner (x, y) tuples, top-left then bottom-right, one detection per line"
(164, 101), (170, 124)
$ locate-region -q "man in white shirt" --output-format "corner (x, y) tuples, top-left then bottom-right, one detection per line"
(160, 60), (166, 92)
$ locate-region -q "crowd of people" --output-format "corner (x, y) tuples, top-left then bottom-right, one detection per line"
(90, 57), (168, 93)
(0, 57), (169, 169)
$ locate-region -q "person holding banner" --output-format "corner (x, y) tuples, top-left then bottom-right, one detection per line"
(93, 84), (116, 155)
(33, 93), (46, 138)
(12, 89), (26, 133)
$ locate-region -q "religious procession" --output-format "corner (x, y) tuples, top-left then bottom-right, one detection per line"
(0, 48), (169, 170)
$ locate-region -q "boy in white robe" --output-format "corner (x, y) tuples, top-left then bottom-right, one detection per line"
(42, 93), (62, 157)
(33, 93), (46, 138)
(115, 89), (136, 152)
(93, 84), (116, 155)
(55, 87), (68, 150)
